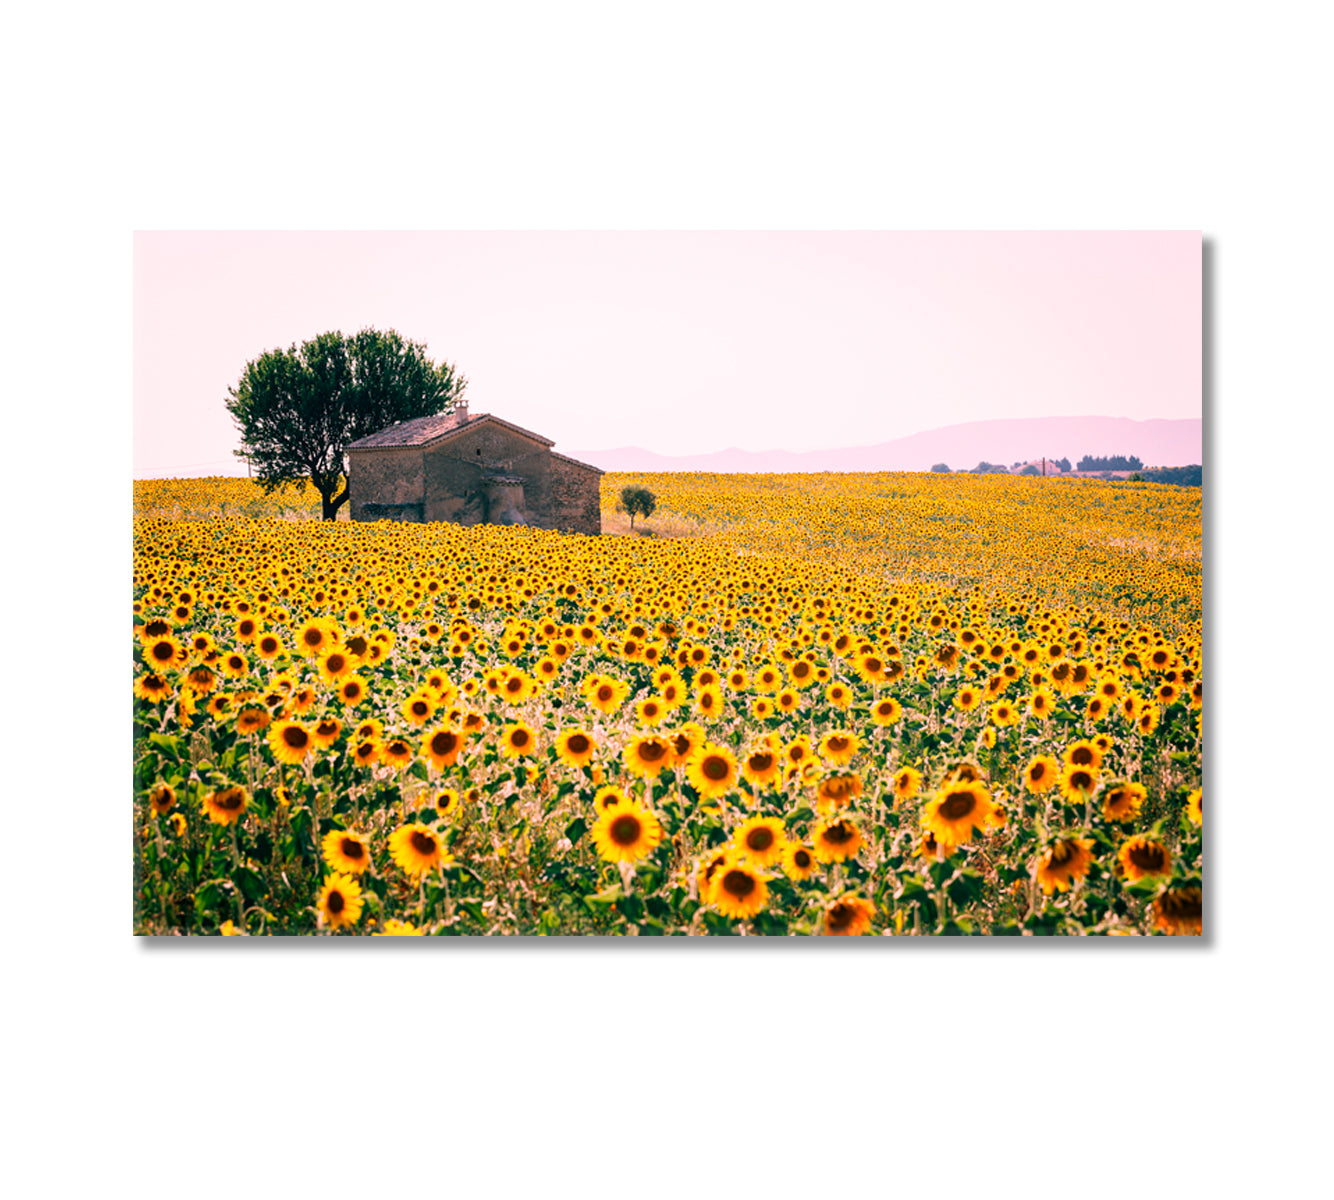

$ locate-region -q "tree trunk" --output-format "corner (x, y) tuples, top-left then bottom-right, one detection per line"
(321, 484), (349, 521)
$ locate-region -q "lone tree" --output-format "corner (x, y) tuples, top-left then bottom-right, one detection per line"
(930, 462), (951, 473)
(226, 328), (468, 520)
(619, 485), (657, 529)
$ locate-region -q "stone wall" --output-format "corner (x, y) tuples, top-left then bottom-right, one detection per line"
(549, 456), (603, 535)
(347, 447), (424, 521)
(423, 424), (551, 525)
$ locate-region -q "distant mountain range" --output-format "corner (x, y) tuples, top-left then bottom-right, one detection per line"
(566, 416), (1202, 474)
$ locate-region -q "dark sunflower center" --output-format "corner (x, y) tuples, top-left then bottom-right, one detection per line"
(940, 791), (976, 820)
(505, 678), (523, 693)
(303, 629), (323, 646)
(1161, 890), (1203, 921)
(510, 730), (530, 748)
(748, 753), (773, 772)
(823, 822), (855, 845)
(1070, 770), (1094, 791)
(1071, 747), (1095, 765)
(327, 890), (344, 914)
(609, 815), (642, 846)
(746, 828), (775, 852)
(865, 658), (882, 673)
(317, 721), (337, 737)
(701, 755), (729, 782)
(1050, 841), (1073, 864)
(638, 740), (667, 762)
(1030, 764), (1046, 781)
(1128, 843), (1165, 871)
(827, 903), (853, 930)
(827, 737), (849, 752)
(721, 869), (756, 899)
(410, 831), (437, 856)
(216, 789), (243, 812)
(431, 732), (458, 756)
(283, 727), (309, 749)
(341, 838), (364, 860)
(151, 641), (174, 661)
(794, 849), (811, 869)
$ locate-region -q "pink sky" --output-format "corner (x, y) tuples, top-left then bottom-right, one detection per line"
(133, 231), (1200, 477)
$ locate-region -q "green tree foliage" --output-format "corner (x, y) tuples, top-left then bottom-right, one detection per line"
(1137, 464), (1202, 486)
(619, 485), (657, 529)
(1054, 457), (1072, 472)
(1077, 453), (1143, 472)
(226, 328), (468, 520)
(970, 462), (1011, 474)
(1020, 464), (1040, 475)
(930, 462), (951, 473)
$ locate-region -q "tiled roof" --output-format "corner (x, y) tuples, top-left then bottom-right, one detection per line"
(551, 450), (605, 475)
(347, 411), (557, 451)
(346, 410), (469, 449)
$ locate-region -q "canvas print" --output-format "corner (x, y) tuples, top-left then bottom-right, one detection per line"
(133, 231), (1202, 937)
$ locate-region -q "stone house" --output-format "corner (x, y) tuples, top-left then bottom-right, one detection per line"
(345, 402), (603, 534)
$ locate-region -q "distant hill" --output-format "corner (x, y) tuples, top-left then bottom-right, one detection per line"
(567, 415), (1202, 474)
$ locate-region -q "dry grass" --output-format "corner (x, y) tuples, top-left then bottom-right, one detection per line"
(600, 509), (709, 539)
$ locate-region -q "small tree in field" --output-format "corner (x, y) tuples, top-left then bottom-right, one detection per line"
(619, 485), (657, 529)
(930, 463), (951, 473)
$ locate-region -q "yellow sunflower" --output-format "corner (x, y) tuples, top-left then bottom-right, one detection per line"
(422, 726), (467, 770)
(624, 734), (674, 779)
(269, 719), (314, 764)
(920, 780), (996, 849)
(318, 872), (364, 930)
(732, 815), (787, 866)
(554, 728), (597, 769)
(1102, 780), (1146, 823)
(592, 784), (628, 815)
(374, 919), (424, 936)
(379, 736), (416, 770)
(591, 803), (663, 864)
(310, 716), (342, 750)
(388, 822), (452, 876)
(864, 696), (899, 727)
(1117, 836), (1172, 882)
(201, 785), (248, 827)
(401, 690), (437, 726)
(1023, 755), (1061, 795)
(1186, 787), (1202, 826)
(687, 743), (739, 800)
(818, 730), (860, 767)
(322, 828), (372, 875)
(812, 816), (865, 863)
(816, 772), (863, 814)
(501, 722), (538, 758)
(740, 738), (783, 790)
(1035, 837), (1095, 894)
(634, 696), (667, 727)
(781, 842), (819, 882)
(1059, 763), (1100, 804)
(585, 674), (630, 715)
(709, 859), (770, 920)
(147, 783), (176, 816)
(893, 766), (923, 805)
(824, 895), (875, 936)
(1152, 886), (1203, 936)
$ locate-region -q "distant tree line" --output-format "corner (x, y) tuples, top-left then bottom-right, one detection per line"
(1132, 464), (1202, 486)
(1077, 454), (1143, 471)
(928, 455), (1195, 480)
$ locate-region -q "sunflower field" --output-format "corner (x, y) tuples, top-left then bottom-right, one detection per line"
(132, 471), (1202, 936)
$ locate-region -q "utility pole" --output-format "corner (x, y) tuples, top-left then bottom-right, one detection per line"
(1042, 456), (1046, 477)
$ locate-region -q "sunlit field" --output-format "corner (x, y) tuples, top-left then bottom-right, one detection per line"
(133, 471), (1202, 936)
